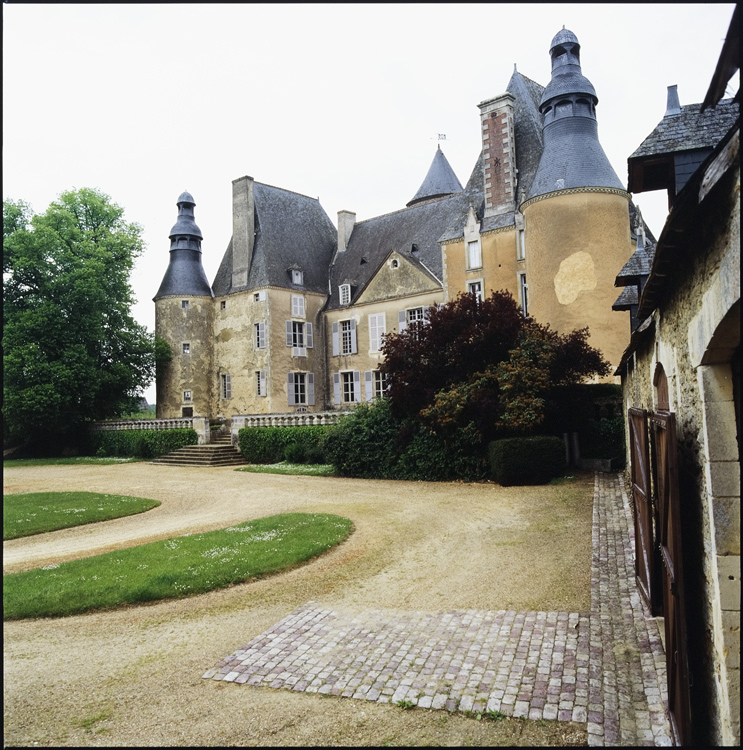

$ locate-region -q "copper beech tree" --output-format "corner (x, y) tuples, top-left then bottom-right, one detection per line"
(379, 290), (610, 442)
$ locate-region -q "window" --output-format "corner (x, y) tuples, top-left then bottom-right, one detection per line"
(468, 280), (483, 302)
(339, 284), (351, 306)
(254, 291), (266, 303)
(221, 373), (231, 399)
(182, 407), (193, 418)
(467, 240), (482, 269)
(364, 370), (388, 401)
(286, 321), (313, 355)
(390, 259), (399, 269)
(397, 307), (426, 333)
(407, 307), (425, 324)
(369, 313), (386, 352)
(221, 300), (227, 310)
(332, 319), (356, 356)
(519, 273), (529, 316)
(288, 372), (315, 406)
(291, 269), (303, 285)
(517, 230), (525, 261)
(181, 300), (189, 309)
(182, 343), (190, 354)
(333, 371), (359, 404)
(183, 390), (192, 402)
(255, 322), (266, 349)
(291, 294), (305, 318)
(256, 370), (267, 397)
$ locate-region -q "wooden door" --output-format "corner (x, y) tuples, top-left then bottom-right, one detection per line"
(628, 407), (662, 614)
(651, 411), (691, 745)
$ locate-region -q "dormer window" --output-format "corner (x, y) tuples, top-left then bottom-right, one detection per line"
(291, 269), (303, 285)
(390, 259), (399, 269)
(339, 284), (351, 306)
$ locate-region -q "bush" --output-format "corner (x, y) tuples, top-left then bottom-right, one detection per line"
(88, 428), (197, 458)
(488, 436), (566, 486)
(238, 426), (328, 464)
(284, 442), (307, 464)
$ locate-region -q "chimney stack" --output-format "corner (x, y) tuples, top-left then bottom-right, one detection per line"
(665, 85), (681, 116)
(232, 176), (254, 288)
(337, 210), (356, 253)
(478, 93), (517, 217)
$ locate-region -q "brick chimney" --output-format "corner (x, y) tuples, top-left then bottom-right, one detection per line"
(232, 175), (254, 288)
(478, 93), (516, 218)
(337, 210), (356, 253)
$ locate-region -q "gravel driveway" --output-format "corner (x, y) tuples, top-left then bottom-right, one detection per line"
(3, 463), (592, 746)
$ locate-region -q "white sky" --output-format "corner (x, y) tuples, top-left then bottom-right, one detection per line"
(3, 3), (738, 403)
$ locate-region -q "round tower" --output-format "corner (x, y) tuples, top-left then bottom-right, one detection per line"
(154, 192), (214, 418)
(521, 28), (633, 372)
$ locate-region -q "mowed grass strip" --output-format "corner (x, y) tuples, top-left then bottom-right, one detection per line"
(4, 457), (140, 468)
(3, 513), (354, 620)
(236, 462), (335, 477)
(3, 492), (161, 540)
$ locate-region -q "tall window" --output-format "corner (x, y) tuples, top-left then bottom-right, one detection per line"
(221, 373), (231, 399)
(407, 307), (425, 324)
(467, 240), (482, 269)
(291, 294), (305, 317)
(292, 321), (305, 348)
(519, 273), (529, 316)
(332, 319), (356, 356)
(341, 320), (354, 355)
(339, 284), (351, 306)
(183, 390), (192, 402)
(182, 343), (190, 354)
(294, 373), (306, 404)
(517, 230), (525, 261)
(288, 372), (314, 406)
(291, 269), (303, 285)
(468, 280), (483, 302)
(373, 370), (387, 399)
(286, 321), (313, 354)
(255, 322), (266, 349)
(342, 372), (358, 403)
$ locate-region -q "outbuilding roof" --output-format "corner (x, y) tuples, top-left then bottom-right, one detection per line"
(407, 146), (464, 207)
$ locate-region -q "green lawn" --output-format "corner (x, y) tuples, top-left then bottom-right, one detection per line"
(3, 491), (161, 540)
(4, 457), (140, 468)
(236, 462), (336, 477)
(3, 513), (354, 619)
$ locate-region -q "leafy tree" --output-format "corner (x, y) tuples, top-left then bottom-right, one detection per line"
(381, 291), (610, 443)
(3, 189), (154, 451)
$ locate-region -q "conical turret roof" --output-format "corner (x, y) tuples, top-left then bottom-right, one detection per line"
(407, 145), (463, 207)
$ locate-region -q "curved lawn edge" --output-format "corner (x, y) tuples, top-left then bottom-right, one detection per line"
(3, 513), (354, 620)
(3, 492), (161, 540)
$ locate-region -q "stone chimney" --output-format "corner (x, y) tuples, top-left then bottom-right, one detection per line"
(232, 176), (254, 288)
(478, 93), (517, 218)
(337, 210), (356, 253)
(665, 85), (681, 116)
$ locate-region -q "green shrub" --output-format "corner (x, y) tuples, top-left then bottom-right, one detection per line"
(284, 442), (307, 464)
(488, 436), (566, 486)
(88, 429), (197, 459)
(238, 426), (328, 464)
(579, 417), (626, 463)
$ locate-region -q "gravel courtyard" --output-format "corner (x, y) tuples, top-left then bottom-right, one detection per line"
(3, 463), (592, 746)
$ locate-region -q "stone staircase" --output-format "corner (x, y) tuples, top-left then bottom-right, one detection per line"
(151, 431), (247, 467)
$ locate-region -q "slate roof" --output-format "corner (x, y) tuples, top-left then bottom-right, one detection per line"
(615, 232), (655, 286)
(507, 70), (546, 203)
(612, 285), (638, 310)
(407, 146), (464, 206)
(154, 194), (213, 299)
(326, 191), (471, 310)
(629, 99), (739, 159)
(212, 182), (337, 296)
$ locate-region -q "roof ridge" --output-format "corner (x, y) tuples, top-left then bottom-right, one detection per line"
(353, 192), (463, 227)
(254, 181), (321, 202)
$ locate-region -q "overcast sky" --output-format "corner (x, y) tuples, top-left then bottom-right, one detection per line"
(3, 3), (738, 403)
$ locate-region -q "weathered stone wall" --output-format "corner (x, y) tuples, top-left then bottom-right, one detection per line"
(523, 190), (633, 374)
(621, 159), (740, 745)
(155, 295), (214, 419)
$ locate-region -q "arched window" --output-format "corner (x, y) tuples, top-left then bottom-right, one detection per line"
(556, 100), (573, 118)
(575, 98), (592, 117)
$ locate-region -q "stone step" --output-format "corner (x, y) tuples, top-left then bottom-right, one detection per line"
(151, 442), (246, 467)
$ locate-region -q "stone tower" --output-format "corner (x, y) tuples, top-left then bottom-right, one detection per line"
(521, 28), (633, 371)
(154, 192), (214, 418)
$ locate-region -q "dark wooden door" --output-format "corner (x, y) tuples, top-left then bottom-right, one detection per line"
(629, 407), (662, 614)
(651, 411), (691, 745)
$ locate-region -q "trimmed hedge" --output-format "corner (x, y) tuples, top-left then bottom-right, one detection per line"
(89, 428), (198, 459)
(238, 426), (329, 464)
(488, 436), (566, 486)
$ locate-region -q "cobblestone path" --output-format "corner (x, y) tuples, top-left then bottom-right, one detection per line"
(204, 473), (672, 746)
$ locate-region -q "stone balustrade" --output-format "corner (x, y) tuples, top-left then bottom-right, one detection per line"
(231, 411), (350, 436)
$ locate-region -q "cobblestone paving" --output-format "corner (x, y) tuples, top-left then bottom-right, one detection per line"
(204, 473), (672, 746)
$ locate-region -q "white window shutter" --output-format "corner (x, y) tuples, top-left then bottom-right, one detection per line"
(332, 322), (339, 356)
(259, 322), (266, 349)
(287, 372), (295, 405)
(333, 373), (341, 405)
(259, 370), (267, 396)
(350, 319), (357, 354)
(352, 370), (361, 402)
(286, 321), (293, 347)
(307, 373), (315, 406)
(398, 310), (407, 332)
(291, 296), (298, 316)
(364, 371), (373, 401)
(305, 322), (313, 348)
